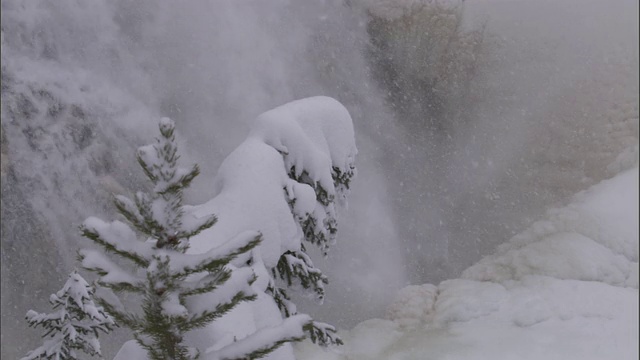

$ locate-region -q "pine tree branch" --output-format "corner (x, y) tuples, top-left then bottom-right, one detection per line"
(134, 191), (166, 239)
(78, 249), (143, 293)
(157, 164), (200, 196)
(304, 321), (343, 347)
(177, 214), (217, 240)
(182, 291), (257, 332)
(167, 232), (261, 278)
(265, 282), (297, 318)
(136, 150), (159, 183)
(179, 269), (232, 298)
(97, 299), (139, 330)
(208, 315), (312, 360)
(113, 194), (151, 236)
(274, 250), (328, 302)
(80, 219), (151, 268)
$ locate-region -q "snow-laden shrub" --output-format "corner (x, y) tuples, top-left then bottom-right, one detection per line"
(81, 118), (310, 360)
(101, 96), (356, 360)
(22, 270), (115, 360)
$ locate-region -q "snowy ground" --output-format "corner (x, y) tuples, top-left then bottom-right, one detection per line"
(296, 150), (639, 360)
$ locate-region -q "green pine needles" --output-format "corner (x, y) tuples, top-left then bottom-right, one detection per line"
(78, 118), (265, 360)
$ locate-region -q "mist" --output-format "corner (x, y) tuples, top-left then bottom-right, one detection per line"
(1, 0), (637, 358)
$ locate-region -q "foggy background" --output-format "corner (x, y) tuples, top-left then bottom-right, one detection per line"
(1, 0), (637, 358)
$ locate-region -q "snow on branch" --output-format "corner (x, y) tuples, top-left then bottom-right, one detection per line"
(163, 231), (262, 277)
(305, 320), (343, 347)
(78, 249), (142, 293)
(274, 249), (328, 303)
(206, 314), (312, 360)
(136, 118), (199, 196)
(80, 217), (153, 267)
(250, 96), (357, 187)
(185, 267), (257, 320)
(248, 96), (356, 257)
(251, 97), (357, 210)
(266, 281), (298, 318)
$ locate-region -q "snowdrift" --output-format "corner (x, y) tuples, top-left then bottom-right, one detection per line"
(297, 152), (639, 360)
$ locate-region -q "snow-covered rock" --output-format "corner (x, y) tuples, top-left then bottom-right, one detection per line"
(385, 284), (438, 328)
(464, 165), (639, 285)
(298, 152), (639, 359)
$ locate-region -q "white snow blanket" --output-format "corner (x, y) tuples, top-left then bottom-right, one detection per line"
(298, 155), (639, 359)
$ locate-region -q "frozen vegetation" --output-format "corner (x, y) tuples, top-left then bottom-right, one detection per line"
(21, 270), (115, 360)
(77, 98), (356, 360)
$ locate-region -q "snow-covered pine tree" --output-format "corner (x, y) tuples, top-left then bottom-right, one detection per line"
(251, 97), (358, 347)
(79, 118), (310, 360)
(21, 270), (115, 360)
(174, 97), (356, 355)
(268, 162), (355, 347)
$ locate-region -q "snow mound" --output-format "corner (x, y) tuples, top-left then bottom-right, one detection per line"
(607, 144), (639, 176)
(298, 156), (639, 359)
(464, 166), (639, 287)
(343, 319), (403, 359)
(432, 279), (508, 325)
(385, 284), (438, 327)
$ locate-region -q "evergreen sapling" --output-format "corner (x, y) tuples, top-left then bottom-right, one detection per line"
(79, 118), (308, 360)
(22, 270), (115, 360)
